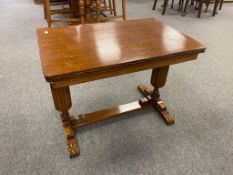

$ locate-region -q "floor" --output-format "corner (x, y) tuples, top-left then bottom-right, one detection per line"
(0, 0), (233, 175)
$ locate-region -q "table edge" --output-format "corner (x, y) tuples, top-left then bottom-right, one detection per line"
(44, 48), (206, 82)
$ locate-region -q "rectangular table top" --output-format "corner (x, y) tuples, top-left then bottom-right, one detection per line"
(37, 18), (205, 82)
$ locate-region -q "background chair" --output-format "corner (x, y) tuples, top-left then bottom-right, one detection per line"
(44, 0), (80, 27)
(91, 0), (126, 22)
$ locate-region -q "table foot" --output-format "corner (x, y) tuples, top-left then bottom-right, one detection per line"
(64, 123), (80, 158)
(67, 137), (80, 158)
(137, 84), (174, 125)
(154, 99), (174, 125)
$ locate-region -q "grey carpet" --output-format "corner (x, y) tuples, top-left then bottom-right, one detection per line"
(0, 0), (233, 174)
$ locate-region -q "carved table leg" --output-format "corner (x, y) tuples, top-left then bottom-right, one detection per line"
(79, 0), (85, 23)
(96, 0), (101, 23)
(50, 85), (80, 158)
(122, 0), (126, 20)
(85, 0), (92, 21)
(70, 0), (79, 18)
(112, 0), (117, 16)
(137, 66), (174, 125)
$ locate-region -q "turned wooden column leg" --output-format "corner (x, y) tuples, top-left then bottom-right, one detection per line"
(43, 0), (47, 19)
(162, 0), (169, 15)
(113, 0), (117, 16)
(152, 0), (157, 10)
(171, 0), (174, 8)
(122, 0), (126, 20)
(197, 0), (204, 18)
(44, 0), (51, 27)
(182, 0), (191, 16)
(85, 0), (92, 21)
(108, 0), (113, 15)
(212, 0), (220, 16)
(138, 66), (174, 125)
(219, 0), (223, 10)
(150, 66), (174, 125)
(50, 84), (80, 158)
(79, 0), (85, 23)
(205, 0), (210, 12)
(96, 0), (101, 23)
(70, 0), (78, 18)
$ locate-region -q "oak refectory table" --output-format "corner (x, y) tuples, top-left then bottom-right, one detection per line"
(36, 18), (206, 158)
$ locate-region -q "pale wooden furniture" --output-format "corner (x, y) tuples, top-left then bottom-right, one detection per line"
(44, 0), (126, 27)
(36, 18), (206, 158)
(44, 0), (80, 27)
(80, 0), (126, 23)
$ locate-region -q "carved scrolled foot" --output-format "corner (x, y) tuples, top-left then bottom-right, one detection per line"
(67, 137), (80, 159)
(137, 84), (153, 96)
(137, 84), (175, 125)
(154, 99), (174, 125)
(64, 124), (80, 158)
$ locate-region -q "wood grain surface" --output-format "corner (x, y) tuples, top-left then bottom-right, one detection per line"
(37, 18), (206, 82)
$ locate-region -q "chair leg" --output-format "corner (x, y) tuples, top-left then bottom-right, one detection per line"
(122, 0), (126, 20)
(219, 0), (223, 10)
(43, 0), (47, 19)
(162, 0), (169, 15)
(108, 0), (113, 15)
(44, 0), (51, 27)
(152, 0), (158, 10)
(103, 0), (107, 9)
(197, 0), (204, 18)
(195, 0), (199, 9)
(190, 0), (194, 6)
(96, 0), (101, 23)
(178, 0), (184, 11)
(181, 0), (184, 10)
(178, 0), (181, 10)
(171, 0), (174, 8)
(213, 0), (220, 16)
(79, 0), (85, 23)
(205, 0), (210, 12)
(113, 0), (117, 16)
(182, 0), (191, 16)
(69, 0), (72, 7)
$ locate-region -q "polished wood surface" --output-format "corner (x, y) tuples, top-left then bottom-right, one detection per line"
(37, 18), (205, 82)
(37, 18), (206, 158)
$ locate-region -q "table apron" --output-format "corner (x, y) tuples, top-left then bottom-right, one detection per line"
(50, 54), (198, 88)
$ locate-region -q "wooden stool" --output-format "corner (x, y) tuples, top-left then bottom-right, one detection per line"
(44, 0), (81, 27)
(92, 0), (126, 22)
(84, 0), (114, 22)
